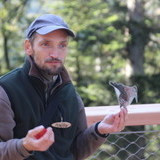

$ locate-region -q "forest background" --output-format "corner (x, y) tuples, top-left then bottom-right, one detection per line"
(1, 0), (160, 106)
(0, 0), (160, 159)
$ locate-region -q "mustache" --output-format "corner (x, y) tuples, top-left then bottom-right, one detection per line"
(44, 57), (63, 63)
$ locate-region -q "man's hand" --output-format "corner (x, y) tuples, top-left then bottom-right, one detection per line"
(97, 107), (128, 134)
(23, 125), (54, 152)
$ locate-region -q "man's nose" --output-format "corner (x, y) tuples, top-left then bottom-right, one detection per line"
(49, 48), (59, 58)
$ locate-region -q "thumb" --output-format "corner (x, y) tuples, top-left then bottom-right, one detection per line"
(102, 114), (115, 123)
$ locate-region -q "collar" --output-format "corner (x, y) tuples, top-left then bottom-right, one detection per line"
(23, 56), (71, 86)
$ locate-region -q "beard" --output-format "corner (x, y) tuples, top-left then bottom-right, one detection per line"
(37, 63), (63, 75)
(31, 55), (64, 76)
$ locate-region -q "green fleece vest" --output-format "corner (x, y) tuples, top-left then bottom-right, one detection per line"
(0, 61), (79, 160)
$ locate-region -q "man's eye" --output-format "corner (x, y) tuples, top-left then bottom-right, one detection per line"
(42, 43), (49, 47)
(59, 44), (67, 48)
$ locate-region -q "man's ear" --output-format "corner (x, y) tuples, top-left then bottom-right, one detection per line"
(24, 40), (33, 55)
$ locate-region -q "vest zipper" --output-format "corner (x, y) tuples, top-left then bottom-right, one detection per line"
(58, 105), (65, 137)
(44, 84), (49, 108)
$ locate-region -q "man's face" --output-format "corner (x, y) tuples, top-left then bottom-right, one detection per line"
(25, 30), (69, 75)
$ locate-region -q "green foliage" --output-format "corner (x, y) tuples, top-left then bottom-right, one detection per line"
(0, 0), (159, 107)
(0, 0), (29, 71)
(1, 0), (159, 106)
(53, 0), (160, 107)
(131, 74), (160, 104)
(0, 0), (160, 159)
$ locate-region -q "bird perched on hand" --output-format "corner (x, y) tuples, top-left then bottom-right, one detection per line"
(109, 81), (138, 108)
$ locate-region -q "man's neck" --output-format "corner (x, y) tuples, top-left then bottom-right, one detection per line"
(38, 69), (58, 84)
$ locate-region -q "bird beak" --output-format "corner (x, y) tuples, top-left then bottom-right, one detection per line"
(109, 81), (115, 87)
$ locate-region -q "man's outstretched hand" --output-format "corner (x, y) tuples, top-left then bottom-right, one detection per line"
(97, 107), (128, 134)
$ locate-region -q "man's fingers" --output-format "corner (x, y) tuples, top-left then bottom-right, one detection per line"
(108, 113), (120, 132)
(28, 125), (45, 137)
(42, 127), (55, 142)
(23, 126), (55, 152)
(122, 107), (128, 122)
(118, 107), (128, 131)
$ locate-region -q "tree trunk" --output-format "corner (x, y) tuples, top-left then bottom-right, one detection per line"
(120, 1), (148, 159)
(126, 0), (149, 76)
(2, 32), (10, 70)
(75, 55), (81, 86)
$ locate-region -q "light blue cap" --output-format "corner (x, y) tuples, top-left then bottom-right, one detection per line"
(26, 14), (75, 38)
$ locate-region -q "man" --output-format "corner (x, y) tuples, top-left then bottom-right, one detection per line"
(0, 14), (128, 160)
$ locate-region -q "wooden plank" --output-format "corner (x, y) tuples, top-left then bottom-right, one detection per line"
(85, 103), (160, 126)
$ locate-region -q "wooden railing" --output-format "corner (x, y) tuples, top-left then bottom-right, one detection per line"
(85, 103), (160, 126)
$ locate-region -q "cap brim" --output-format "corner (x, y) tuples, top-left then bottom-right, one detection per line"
(36, 26), (75, 37)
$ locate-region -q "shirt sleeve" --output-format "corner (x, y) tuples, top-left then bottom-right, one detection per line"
(72, 93), (107, 160)
(0, 86), (31, 160)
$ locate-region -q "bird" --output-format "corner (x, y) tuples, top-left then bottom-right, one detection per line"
(109, 81), (138, 108)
